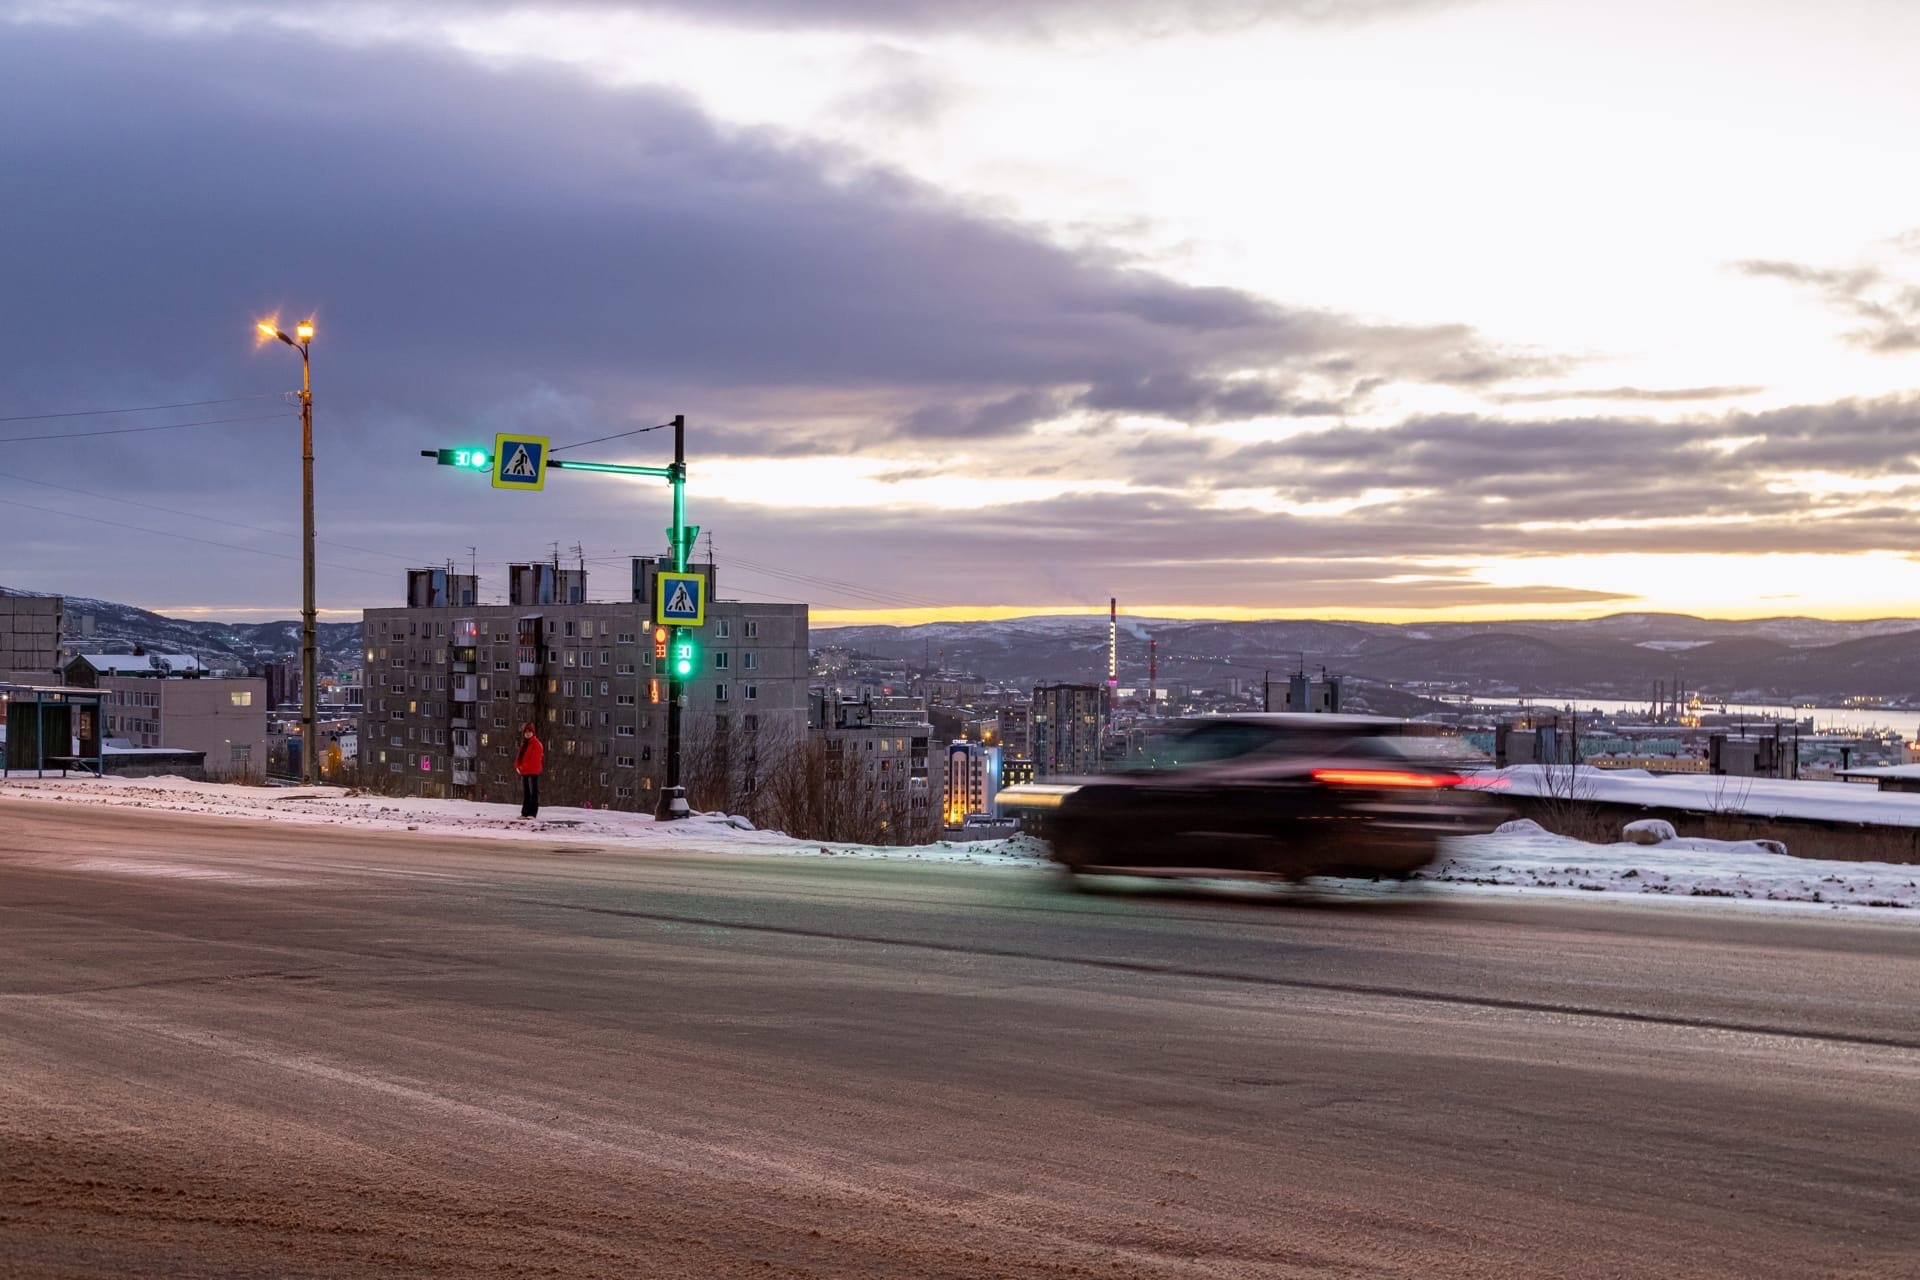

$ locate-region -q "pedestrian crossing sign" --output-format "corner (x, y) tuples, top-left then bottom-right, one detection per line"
(654, 570), (706, 626)
(491, 433), (549, 491)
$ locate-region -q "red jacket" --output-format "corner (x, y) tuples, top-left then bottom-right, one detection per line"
(514, 734), (545, 776)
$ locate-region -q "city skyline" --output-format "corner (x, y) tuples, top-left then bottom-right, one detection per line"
(3, 1), (1919, 625)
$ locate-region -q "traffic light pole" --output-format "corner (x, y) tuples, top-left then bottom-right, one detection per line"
(553, 416), (690, 820)
(552, 416), (689, 819)
(436, 414), (694, 819)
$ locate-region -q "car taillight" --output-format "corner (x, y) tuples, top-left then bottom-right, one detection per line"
(1312, 768), (1463, 789)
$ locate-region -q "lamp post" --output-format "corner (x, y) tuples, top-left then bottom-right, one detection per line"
(258, 318), (318, 785)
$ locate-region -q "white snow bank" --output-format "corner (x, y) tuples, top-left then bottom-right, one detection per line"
(1464, 764), (1920, 828)
(1427, 827), (1918, 910)
(0, 774), (1034, 866)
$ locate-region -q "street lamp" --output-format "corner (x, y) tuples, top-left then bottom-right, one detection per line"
(257, 317), (319, 786)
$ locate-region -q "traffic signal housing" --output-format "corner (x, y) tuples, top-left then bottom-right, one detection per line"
(672, 636), (698, 679)
(423, 447), (493, 471)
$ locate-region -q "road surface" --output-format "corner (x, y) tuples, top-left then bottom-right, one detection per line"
(2, 798), (1917, 1278)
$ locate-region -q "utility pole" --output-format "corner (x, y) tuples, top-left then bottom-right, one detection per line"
(1263, 668), (1270, 712)
(299, 341), (316, 785)
(258, 317), (318, 784)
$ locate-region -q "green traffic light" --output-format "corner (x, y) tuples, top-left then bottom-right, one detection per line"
(672, 640), (696, 677)
(431, 447), (493, 470)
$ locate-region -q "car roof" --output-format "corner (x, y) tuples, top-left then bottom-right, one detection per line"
(1173, 713), (1411, 732)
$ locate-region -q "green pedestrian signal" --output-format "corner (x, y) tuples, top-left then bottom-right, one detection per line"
(423, 447), (493, 471)
(672, 638), (697, 678)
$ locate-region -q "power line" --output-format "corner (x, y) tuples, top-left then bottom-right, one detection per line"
(0, 410), (295, 445)
(0, 493), (395, 581)
(0, 465), (414, 565)
(0, 392), (283, 424)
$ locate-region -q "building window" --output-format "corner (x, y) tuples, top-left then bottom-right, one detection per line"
(564, 621), (575, 637)
(743, 715), (759, 732)
(743, 685), (758, 700)
(715, 684), (729, 701)
(714, 652), (730, 669)
(744, 621), (759, 639)
(743, 652), (758, 670)
(599, 681), (610, 696)
(617, 755), (636, 768)
(230, 691), (253, 706)
(563, 680), (575, 697)
(617, 725), (635, 737)
(618, 632), (636, 644)
(616, 694), (636, 706)
(616, 663), (635, 675)
(716, 619), (730, 638)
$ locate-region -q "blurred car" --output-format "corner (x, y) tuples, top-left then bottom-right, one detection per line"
(998, 714), (1498, 882)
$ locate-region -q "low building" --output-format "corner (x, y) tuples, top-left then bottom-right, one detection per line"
(59, 653), (266, 774)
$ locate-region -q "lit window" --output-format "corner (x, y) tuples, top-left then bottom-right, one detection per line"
(229, 691), (253, 707)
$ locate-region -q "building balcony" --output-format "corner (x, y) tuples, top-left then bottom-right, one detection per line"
(451, 767), (476, 787)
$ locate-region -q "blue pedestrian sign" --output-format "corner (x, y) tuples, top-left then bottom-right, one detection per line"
(655, 571), (706, 626)
(492, 433), (549, 491)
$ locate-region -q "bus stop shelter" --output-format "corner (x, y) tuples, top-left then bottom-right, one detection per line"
(0, 684), (108, 777)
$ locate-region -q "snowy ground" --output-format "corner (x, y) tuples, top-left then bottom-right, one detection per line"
(0, 774), (1036, 866)
(2, 774), (1915, 912)
(1465, 763), (1920, 827)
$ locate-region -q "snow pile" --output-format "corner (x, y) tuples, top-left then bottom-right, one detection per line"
(0, 774), (1033, 865)
(1464, 765), (1920, 828)
(1428, 824), (1918, 909)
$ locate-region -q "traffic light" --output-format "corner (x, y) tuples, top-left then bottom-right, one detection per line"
(652, 626), (669, 661)
(672, 636), (697, 679)
(424, 447), (493, 471)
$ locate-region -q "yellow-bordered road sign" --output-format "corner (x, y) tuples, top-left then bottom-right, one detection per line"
(492, 433), (549, 491)
(655, 571), (706, 627)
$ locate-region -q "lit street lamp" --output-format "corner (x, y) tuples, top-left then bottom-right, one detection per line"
(257, 317), (319, 786)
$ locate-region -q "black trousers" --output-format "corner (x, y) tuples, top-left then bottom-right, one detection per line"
(521, 773), (540, 818)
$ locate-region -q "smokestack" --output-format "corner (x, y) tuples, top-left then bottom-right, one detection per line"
(1149, 637), (1157, 710)
(1107, 598), (1118, 691)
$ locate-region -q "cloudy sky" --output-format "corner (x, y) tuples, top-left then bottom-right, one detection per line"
(3, 0), (1918, 625)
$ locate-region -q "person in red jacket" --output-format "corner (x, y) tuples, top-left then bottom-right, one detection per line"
(514, 723), (544, 818)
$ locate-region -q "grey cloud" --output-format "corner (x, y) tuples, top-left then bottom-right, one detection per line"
(1736, 258), (1920, 354)
(89, 0), (1470, 37)
(1493, 385), (1764, 405)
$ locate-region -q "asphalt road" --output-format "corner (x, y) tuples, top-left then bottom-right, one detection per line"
(2, 799), (1917, 1279)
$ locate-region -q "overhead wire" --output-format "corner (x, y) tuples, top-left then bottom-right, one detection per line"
(0, 493), (398, 581)
(0, 392), (283, 424)
(0, 465), (417, 564)
(0, 410), (296, 445)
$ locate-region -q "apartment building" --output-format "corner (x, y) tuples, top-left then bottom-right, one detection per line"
(360, 561), (808, 810)
(809, 689), (942, 841)
(1031, 682), (1108, 779)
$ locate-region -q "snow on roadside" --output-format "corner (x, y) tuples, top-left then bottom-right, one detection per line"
(1462, 764), (1920, 828)
(5, 774), (1916, 911)
(1427, 820), (1919, 910)
(0, 773), (1034, 865)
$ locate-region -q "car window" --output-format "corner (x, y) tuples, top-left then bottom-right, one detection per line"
(1147, 723), (1284, 769)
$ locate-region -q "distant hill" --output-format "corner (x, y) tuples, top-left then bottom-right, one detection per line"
(815, 613), (1920, 702)
(1, 588), (360, 673)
